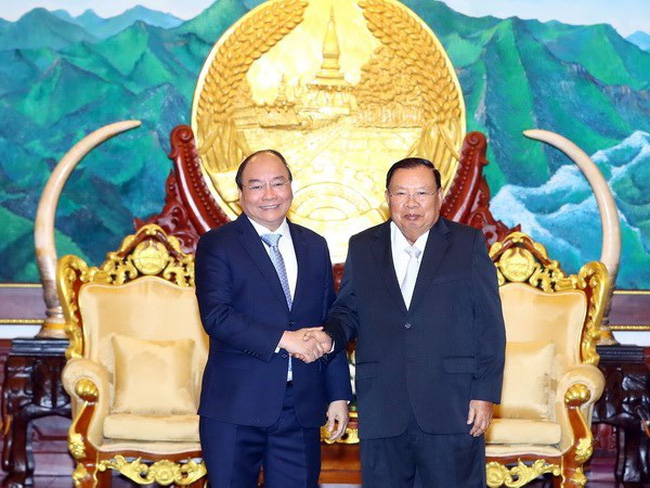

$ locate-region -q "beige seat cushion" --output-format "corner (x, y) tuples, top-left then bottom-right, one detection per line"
(486, 418), (562, 445)
(112, 335), (196, 415)
(104, 414), (199, 442)
(494, 341), (555, 421)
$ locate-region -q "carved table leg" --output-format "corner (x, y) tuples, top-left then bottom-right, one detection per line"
(2, 413), (30, 488)
(1, 339), (70, 488)
(2, 356), (35, 488)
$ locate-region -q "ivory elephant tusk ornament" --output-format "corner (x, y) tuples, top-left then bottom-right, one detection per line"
(34, 120), (141, 338)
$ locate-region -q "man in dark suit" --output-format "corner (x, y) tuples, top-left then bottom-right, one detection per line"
(194, 150), (352, 488)
(308, 157), (506, 487)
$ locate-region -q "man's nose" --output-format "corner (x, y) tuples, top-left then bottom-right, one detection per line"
(262, 185), (276, 199)
(405, 195), (419, 207)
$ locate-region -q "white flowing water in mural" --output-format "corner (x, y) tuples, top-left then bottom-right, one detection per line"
(491, 131), (650, 288)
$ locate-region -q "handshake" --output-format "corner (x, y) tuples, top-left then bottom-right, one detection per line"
(278, 327), (333, 363)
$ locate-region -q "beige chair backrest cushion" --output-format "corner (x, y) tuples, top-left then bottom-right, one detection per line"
(78, 277), (208, 408)
(498, 283), (587, 420)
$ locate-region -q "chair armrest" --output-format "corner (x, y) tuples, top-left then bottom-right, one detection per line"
(554, 364), (605, 453)
(62, 358), (110, 450)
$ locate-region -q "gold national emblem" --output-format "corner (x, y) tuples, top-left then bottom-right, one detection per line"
(191, 0), (466, 262)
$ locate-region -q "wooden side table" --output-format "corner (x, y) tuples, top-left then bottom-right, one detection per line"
(593, 345), (650, 485)
(1, 339), (70, 488)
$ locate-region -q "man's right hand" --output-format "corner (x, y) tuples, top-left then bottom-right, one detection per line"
(303, 329), (333, 354)
(279, 327), (326, 363)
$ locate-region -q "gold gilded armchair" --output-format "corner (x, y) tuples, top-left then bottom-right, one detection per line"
(58, 224), (208, 488)
(485, 232), (609, 488)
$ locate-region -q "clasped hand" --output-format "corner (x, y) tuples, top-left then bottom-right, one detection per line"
(278, 327), (332, 363)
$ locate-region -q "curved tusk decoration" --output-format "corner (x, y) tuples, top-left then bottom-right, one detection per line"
(34, 120), (141, 338)
(523, 129), (621, 344)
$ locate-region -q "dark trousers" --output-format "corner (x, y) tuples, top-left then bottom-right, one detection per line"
(360, 414), (486, 488)
(199, 385), (321, 488)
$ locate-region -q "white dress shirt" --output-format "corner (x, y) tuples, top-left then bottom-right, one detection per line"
(248, 217), (297, 380)
(390, 221), (429, 301)
(248, 217), (298, 300)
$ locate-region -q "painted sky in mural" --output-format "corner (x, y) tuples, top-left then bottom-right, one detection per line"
(2, 0), (648, 36)
(0, 0), (649, 287)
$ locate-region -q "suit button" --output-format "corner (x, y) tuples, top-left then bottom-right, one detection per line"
(281, 353), (288, 359)
(404, 322), (412, 330)
(289, 321), (295, 327)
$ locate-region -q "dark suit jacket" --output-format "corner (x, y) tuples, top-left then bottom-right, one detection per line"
(195, 215), (352, 428)
(324, 218), (506, 439)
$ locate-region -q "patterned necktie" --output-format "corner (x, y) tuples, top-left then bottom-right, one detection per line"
(401, 245), (422, 309)
(261, 233), (293, 379)
(261, 233), (292, 308)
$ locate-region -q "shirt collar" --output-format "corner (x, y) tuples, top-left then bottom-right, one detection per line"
(247, 216), (290, 239)
(390, 221), (429, 254)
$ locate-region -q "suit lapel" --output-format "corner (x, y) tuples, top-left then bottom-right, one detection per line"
(409, 218), (450, 311)
(371, 222), (408, 315)
(289, 221), (307, 312)
(235, 215), (289, 309)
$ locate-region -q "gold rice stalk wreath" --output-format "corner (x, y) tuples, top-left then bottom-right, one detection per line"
(195, 0), (309, 169)
(359, 0), (464, 191)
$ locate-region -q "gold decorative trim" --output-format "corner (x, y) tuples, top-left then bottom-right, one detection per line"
(486, 459), (561, 488)
(75, 378), (99, 402)
(72, 463), (89, 488)
(58, 224), (194, 359)
(613, 290), (650, 295)
(0, 283), (42, 288)
(574, 437), (594, 464)
(0, 319), (45, 325)
(98, 455), (207, 486)
(69, 433), (86, 460)
(570, 466), (588, 487)
(565, 383), (591, 406)
(490, 232), (610, 365)
(609, 324), (650, 331)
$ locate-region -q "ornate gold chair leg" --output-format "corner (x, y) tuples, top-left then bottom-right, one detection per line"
(555, 462), (587, 488)
(72, 461), (101, 488)
(557, 384), (593, 488)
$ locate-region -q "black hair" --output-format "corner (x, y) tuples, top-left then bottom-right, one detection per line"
(235, 149), (293, 189)
(385, 157), (441, 190)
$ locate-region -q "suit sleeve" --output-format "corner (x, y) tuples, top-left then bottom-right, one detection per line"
(469, 230), (506, 403)
(194, 233), (283, 363)
(323, 243), (360, 355)
(321, 246), (353, 402)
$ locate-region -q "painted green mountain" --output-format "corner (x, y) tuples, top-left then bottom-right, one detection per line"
(404, 0), (650, 189)
(628, 31), (650, 51)
(0, 8), (97, 51)
(1, 0), (650, 288)
(52, 7), (184, 39)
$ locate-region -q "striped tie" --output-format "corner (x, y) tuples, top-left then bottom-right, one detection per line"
(261, 233), (292, 309)
(261, 233), (293, 379)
